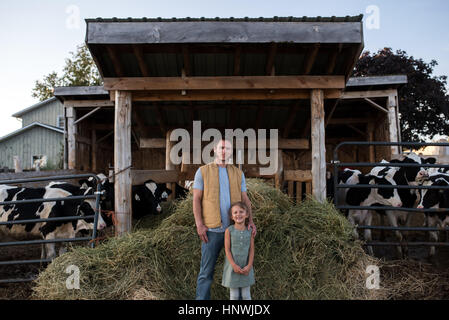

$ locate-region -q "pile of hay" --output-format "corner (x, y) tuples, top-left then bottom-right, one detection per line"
(33, 179), (383, 300)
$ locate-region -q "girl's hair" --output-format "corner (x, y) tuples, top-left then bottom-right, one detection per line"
(228, 201), (249, 226)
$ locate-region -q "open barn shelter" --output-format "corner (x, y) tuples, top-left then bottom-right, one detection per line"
(53, 16), (407, 235)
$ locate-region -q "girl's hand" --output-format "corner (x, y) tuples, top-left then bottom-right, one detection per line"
(241, 265), (251, 276)
(232, 264), (243, 274)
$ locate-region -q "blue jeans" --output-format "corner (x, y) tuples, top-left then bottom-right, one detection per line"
(196, 231), (224, 300)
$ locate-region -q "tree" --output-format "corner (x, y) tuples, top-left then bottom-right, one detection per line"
(32, 44), (102, 101)
(353, 48), (449, 142)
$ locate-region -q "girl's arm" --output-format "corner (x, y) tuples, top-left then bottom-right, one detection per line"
(242, 234), (255, 275)
(224, 228), (243, 274)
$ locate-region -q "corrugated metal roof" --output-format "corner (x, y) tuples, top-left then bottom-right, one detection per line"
(85, 15), (363, 23)
(0, 122), (64, 143)
(12, 97), (58, 118)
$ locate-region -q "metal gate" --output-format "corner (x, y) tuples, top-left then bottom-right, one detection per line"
(332, 141), (449, 249)
(0, 173), (103, 284)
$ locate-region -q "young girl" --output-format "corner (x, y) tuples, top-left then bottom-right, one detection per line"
(222, 201), (255, 300)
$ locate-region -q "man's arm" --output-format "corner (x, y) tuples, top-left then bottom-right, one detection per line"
(241, 191), (256, 237)
(193, 188), (208, 243)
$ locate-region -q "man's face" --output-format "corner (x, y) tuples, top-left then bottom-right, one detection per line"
(215, 140), (233, 163)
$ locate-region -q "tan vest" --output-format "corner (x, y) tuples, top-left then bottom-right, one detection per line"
(200, 162), (242, 229)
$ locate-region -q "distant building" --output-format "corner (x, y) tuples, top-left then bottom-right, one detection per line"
(0, 97), (65, 170)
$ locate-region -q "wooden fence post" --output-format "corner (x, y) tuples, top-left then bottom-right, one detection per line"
(114, 91), (133, 236)
(310, 89), (326, 202)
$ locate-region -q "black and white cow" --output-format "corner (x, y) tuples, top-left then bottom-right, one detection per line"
(417, 172), (449, 257)
(80, 175), (175, 222)
(0, 183), (106, 259)
(337, 165), (403, 255)
(390, 152), (436, 184)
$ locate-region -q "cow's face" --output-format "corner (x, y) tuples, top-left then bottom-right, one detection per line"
(417, 178), (448, 210)
(397, 153), (436, 183)
(77, 200), (107, 230)
(155, 183), (172, 202)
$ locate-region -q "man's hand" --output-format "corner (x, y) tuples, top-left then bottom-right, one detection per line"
(196, 223), (209, 243)
(248, 221), (257, 237)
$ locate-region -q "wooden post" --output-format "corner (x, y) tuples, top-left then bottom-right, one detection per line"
(166, 129), (176, 199)
(66, 107), (77, 170)
(114, 91), (133, 236)
(310, 89), (326, 202)
(91, 129), (97, 172)
(367, 122), (375, 163)
(387, 95), (400, 155)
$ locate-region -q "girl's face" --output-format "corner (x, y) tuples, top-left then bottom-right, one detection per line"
(231, 205), (248, 225)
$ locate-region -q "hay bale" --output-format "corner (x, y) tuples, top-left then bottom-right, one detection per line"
(32, 179), (382, 300)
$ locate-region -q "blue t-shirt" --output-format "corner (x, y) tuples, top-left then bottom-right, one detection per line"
(193, 166), (247, 233)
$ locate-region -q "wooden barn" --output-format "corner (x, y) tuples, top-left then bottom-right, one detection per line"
(0, 97), (65, 171)
(54, 16), (407, 235)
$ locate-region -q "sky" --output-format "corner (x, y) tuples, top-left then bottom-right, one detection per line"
(0, 0), (448, 138)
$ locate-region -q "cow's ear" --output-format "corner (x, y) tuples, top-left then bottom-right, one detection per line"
(424, 157), (436, 164)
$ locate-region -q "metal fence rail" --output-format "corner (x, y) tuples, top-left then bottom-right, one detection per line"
(332, 141), (449, 249)
(0, 173), (102, 284)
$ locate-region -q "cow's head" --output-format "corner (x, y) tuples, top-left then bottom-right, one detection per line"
(392, 153), (436, 184)
(78, 187), (107, 230)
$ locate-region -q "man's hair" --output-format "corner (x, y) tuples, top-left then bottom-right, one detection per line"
(228, 201), (249, 226)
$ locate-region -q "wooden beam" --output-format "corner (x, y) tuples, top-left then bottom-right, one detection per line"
(233, 46), (241, 76)
(265, 43), (277, 75)
(97, 130), (114, 144)
(182, 45), (191, 76)
(165, 129), (176, 200)
(64, 100), (114, 108)
(364, 98), (388, 113)
(140, 138), (166, 148)
(114, 91), (132, 236)
(324, 98), (340, 128)
(387, 94), (400, 155)
(155, 105), (167, 135)
(327, 118), (369, 125)
(140, 137), (309, 149)
(67, 107), (76, 170)
(91, 130), (97, 172)
(303, 44), (320, 75)
(74, 107), (102, 125)
(106, 47), (124, 77)
(132, 106), (148, 140)
(120, 89), (342, 102)
(341, 89), (397, 99)
(132, 45), (150, 77)
(284, 169), (312, 182)
(310, 89), (326, 202)
(103, 76), (346, 91)
(131, 169), (179, 185)
(325, 49), (339, 74)
(346, 124), (365, 136)
(87, 21), (364, 44)
(282, 102), (300, 138)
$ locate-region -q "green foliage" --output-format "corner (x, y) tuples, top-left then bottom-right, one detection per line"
(353, 48), (449, 141)
(32, 44), (102, 101)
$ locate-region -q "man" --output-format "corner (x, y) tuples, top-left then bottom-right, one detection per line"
(193, 139), (256, 300)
